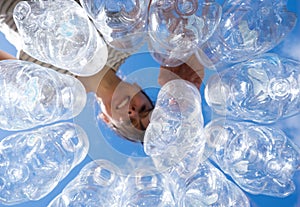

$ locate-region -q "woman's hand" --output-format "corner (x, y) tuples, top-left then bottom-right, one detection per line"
(0, 50), (16, 61)
(158, 54), (204, 89)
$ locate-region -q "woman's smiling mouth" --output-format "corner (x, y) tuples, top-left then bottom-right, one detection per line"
(116, 96), (130, 110)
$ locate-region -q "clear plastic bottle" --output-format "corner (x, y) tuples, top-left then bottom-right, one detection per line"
(179, 161), (250, 207)
(148, 0), (221, 67)
(80, 0), (149, 52)
(169, 132), (207, 181)
(13, 0), (108, 76)
(144, 79), (204, 172)
(163, 133), (210, 205)
(0, 122), (89, 205)
(0, 60), (87, 131)
(48, 159), (123, 207)
(121, 168), (177, 207)
(196, 0), (297, 69)
(205, 53), (300, 124)
(204, 118), (300, 197)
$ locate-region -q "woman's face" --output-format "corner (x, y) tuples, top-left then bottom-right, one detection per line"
(100, 81), (154, 131)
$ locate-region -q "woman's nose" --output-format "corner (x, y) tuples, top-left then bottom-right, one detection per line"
(128, 106), (138, 118)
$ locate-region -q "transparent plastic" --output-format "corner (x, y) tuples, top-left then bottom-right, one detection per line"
(204, 53), (300, 124)
(163, 134), (212, 205)
(48, 159), (123, 207)
(144, 79), (204, 172)
(80, 0), (149, 52)
(169, 132), (207, 181)
(204, 118), (300, 197)
(148, 0), (221, 67)
(0, 60), (87, 131)
(0, 122), (89, 205)
(121, 168), (177, 206)
(178, 161), (250, 207)
(196, 0), (297, 69)
(13, 0), (108, 76)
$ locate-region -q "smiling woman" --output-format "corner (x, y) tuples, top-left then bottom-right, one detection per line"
(83, 67), (155, 143)
(79, 51), (204, 143)
(1, 0), (300, 207)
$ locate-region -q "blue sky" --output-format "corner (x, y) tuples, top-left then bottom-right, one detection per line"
(0, 0), (300, 207)
(0, 32), (16, 56)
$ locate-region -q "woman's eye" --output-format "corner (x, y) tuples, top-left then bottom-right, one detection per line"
(140, 105), (146, 112)
(140, 108), (153, 118)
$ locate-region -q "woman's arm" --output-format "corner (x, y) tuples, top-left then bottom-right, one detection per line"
(0, 50), (16, 60)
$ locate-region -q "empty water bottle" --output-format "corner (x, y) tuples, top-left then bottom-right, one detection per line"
(80, 0), (149, 52)
(144, 79), (204, 172)
(204, 118), (300, 197)
(148, 0), (221, 66)
(205, 53), (300, 124)
(0, 60), (87, 131)
(196, 0), (297, 69)
(121, 168), (177, 206)
(164, 137), (249, 207)
(178, 161), (250, 207)
(163, 134), (211, 203)
(0, 122), (89, 205)
(48, 159), (123, 207)
(169, 133), (207, 181)
(13, 0), (108, 76)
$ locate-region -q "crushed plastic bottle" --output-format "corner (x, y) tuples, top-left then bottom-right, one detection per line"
(13, 0), (108, 76)
(0, 60), (87, 131)
(148, 0), (221, 67)
(196, 0), (297, 69)
(0, 122), (89, 205)
(121, 168), (177, 207)
(144, 79), (204, 172)
(48, 159), (123, 207)
(205, 53), (300, 124)
(80, 0), (149, 52)
(204, 118), (300, 197)
(178, 161), (250, 207)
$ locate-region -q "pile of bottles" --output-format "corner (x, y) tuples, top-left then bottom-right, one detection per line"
(0, 0), (299, 206)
